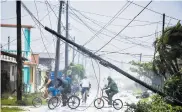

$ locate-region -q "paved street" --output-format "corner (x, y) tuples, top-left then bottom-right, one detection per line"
(21, 90), (137, 112)
(24, 105), (127, 112)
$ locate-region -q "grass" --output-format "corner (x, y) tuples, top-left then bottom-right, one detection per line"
(1, 93), (47, 106)
(1, 107), (24, 112)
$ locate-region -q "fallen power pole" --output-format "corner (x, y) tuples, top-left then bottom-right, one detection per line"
(44, 26), (182, 106)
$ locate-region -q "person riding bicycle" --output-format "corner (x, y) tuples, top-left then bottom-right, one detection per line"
(103, 76), (118, 106)
(56, 77), (71, 106)
(80, 76), (91, 103)
(39, 74), (49, 90)
(42, 72), (54, 99)
(44, 71), (61, 99)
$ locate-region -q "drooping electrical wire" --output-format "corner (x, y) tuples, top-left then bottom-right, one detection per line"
(127, 0), (182, 22)
(82, 1), (133, 46)
(45, 1), (56, 49)
(94, 1), (152, 53)
(33, 0), (52, 59)
(70, 8), (153, 50)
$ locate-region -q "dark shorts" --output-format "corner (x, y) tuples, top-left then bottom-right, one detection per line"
(81, 87), (89, 95)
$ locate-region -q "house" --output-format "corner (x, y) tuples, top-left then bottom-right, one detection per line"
(38, 52), (55, 71)
(20, 53), (40, 93)
(1, 51), (27, 94)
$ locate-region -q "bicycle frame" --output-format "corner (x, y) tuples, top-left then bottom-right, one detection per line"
(100, 89), (110, 103)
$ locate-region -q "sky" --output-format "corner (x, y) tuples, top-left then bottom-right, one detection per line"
(1, 0), (182, 89)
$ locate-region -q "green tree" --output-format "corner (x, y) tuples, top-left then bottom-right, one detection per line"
(135, 22), (182, 111)
(66, 63), (85, 83)
(153, 21), (182, 102)
(153, 21), (182, 78)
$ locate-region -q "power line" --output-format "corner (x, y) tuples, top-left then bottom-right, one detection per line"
(45, 0), (66, 31)
(127, 0), (182, 22)
(71, 9), (153, 48)
(71, 7), (165, 28)
(33, 0), (51, 58)
(71, 8), (160, 24)
(69, 12), (138, 51)
(94, 1), (153, 53)
(82, 1), (132, 46)
(44, 1), (56, 49)
(22, 1), (87, 64)
(21, 2), (45, 28)
(69, 11), (153, 52)
(98, 51), (153, 57)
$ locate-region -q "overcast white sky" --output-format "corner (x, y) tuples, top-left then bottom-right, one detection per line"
(1, 0), (182, 88)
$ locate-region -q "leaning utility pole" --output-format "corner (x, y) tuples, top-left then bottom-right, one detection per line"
(54, 1), (64, 81)
(8, 36), (10, 50)
(16, 1), (22, 101)
(45, 26), (182, 105)
(65, 0), (69, 75)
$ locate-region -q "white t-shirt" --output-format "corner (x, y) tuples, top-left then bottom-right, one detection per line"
(81, 78), (90, 88)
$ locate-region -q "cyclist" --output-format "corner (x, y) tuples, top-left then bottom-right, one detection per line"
(80, 76), (91, 103)
(39, 74), (49, 90)
(56, 77), (71, 106)
(44, 72), (61, 99)
(103, 76), (118, 106)
(43, 72), (54, 99)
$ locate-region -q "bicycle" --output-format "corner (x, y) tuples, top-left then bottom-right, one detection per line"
(48, 87), (80, 110)
(32, 88), (50, 108)
(94, 88), (123, 110)
(47, 87), (62, 110)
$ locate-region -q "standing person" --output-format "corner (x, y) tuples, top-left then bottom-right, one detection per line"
(104, 76), (118, 106)
(80, 76), (91, 103)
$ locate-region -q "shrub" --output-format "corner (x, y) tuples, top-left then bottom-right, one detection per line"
(135, 95), (182, 112)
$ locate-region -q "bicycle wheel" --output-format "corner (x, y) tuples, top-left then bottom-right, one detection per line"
(67, 95), (80, 109)
(48, 97), (58, 110)
(94, 98), (104, 109)
(113, 99), (123, 110)
(32, 97), (42, 107)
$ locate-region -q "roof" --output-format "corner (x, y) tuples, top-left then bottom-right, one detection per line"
(1, 51), (28, 61)
(37, 52), (56, 59)
(38, 64), (49, 71)
(24, 61), (37, 66)
(0, 24), (34, 29)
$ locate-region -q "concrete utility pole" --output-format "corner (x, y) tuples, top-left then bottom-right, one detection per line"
(65, 0), (69, 75)
(72, 37), (75, 63)
(139, 53), (142, 62)
(8, 36), (10, 50)
(162, 14), (165, 39)
(54, 1), (64, 81)
(16, 1), (22, 101)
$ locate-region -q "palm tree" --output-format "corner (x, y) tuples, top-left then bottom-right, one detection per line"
(153, 21), (182, 78)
